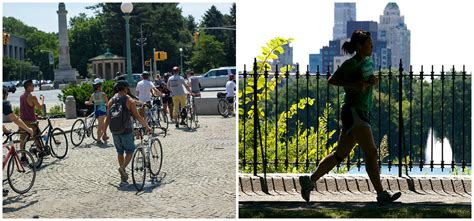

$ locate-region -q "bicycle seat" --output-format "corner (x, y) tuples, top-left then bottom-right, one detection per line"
(30, 121), (40, 126)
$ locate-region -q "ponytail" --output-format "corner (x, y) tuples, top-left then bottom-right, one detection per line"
(341, 29), (371, 55)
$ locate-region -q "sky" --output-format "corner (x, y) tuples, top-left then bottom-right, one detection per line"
(2, 1), (233, 33)
(237, 0), (474, 72)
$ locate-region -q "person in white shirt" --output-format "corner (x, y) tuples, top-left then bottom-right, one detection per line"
(136, 71), (162, 104)
(225, 74), (236, 116)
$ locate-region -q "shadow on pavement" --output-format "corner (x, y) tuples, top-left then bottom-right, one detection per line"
(2, 192), (39, 213)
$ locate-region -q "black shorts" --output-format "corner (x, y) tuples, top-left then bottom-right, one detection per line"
(162, 96), (172, 104)
(341, 104), (371, 135)
(226, 97), (234, 104)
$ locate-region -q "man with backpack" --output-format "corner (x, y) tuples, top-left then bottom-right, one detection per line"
(107, 80), (152, 185)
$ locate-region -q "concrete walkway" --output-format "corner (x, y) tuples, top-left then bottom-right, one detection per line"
(239, 174), (471, 205)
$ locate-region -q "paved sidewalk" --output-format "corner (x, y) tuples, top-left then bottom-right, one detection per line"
(3, 116), (236, 218)
(239, 174), (471, 205)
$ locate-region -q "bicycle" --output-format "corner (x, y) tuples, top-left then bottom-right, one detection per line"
(130, 127), (164, 191)
(70, 109), (100, 147)
(184, 94), (199, 130)
(3, 132), (36, 194)
(217, 92), (235, 118)
(21, 116), (69, 169)
(139, 96), (169, 136)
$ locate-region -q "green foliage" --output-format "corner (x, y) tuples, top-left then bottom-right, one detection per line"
(3, 16), (58, 80)
(190, 33), (225, 73)
(58, 80), (115, 116)
(48, 105), (65, 118)
(239, 37), (344, 173)
(2, 57), (37, 81)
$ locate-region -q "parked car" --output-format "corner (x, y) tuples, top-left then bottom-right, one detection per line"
(3, 82), (17, 93)
(132, 73), (142, 82)
(196, 67), (236, 90)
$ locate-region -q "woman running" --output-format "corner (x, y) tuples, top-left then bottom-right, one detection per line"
(299, 30), (401, 206)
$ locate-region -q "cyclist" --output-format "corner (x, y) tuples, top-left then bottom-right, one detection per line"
(186, 70), (201, 116)
(107, 80), (152, 185)
(85, 79), (109, 145)
(155, 74), (173, 119)
(136, 71), (162, 104)
(225, 74), (236, 116)
(167, 66), (191, 128)
(163, 72), (174, 120)
(3, 88), (34, 137)
(19, 79), (45, 155)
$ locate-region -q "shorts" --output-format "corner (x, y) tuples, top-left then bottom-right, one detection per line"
(95, 110), (106, 117)
(112, 133), (136, 155)
(226, 97), (234, 104)
(341, 104), (371, 135)
(162, 96), (172, 104)
(172, 95), (186, 117)
(19, 120), (39, 141)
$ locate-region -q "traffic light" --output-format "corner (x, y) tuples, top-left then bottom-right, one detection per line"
(3, 33), (10, 45)
(193, 32), (200, 44)
(154, 51), (168, 61)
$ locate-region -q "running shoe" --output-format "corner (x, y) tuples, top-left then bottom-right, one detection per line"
(377, 190), (402, 206)
(299, 175), (315, 202)
(118, 167), (128, 183)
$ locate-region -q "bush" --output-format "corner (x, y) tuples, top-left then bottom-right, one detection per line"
(58, 80), (115, 116)
(49, 104), (65, 118)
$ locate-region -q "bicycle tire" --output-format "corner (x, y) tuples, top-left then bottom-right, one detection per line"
(49, 128), (68, 159)
(193, 104), (199, 128)
(217, 99), (229, 117)
(131, 147), (146, 191)
(186, 106), (193, 130)
(157, 109), (169, 132)
(149, 137), (163, 176)
(7, 149), (36, 194)
(3, 131), (21, 145)
(22, 135), (43, 169)
(70, 119), (86, 147)
(91, 117), (100, 141)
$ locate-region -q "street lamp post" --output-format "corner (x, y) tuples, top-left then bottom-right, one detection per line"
(121, 2), (133, 85)
(179, 47), (183, 75)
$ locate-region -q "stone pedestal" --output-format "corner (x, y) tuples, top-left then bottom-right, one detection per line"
(54, 2), (77, 87)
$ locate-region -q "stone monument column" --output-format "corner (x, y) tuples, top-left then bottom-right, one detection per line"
(54, 2), (77, 87)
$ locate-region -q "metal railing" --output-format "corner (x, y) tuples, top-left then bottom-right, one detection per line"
(239, 59), (471, 177)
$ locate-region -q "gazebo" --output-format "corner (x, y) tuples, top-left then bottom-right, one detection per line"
(89, 49), (126, 80)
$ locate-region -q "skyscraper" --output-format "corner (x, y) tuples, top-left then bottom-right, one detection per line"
(378, 2), (411, 71)
(272, 43), (294, 68)
(333, 3), (356, 40)
(309, 53), (322, 73)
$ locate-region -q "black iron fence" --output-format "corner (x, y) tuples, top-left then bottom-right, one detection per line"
(239, 59), (471, 177)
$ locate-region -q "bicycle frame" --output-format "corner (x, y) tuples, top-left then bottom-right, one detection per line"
(2, 144), (25, 173)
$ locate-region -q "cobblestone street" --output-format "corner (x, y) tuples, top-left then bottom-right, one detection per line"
(3, 116), (236, 218)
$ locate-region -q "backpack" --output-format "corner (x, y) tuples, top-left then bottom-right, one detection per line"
(108, 95), (132, 134)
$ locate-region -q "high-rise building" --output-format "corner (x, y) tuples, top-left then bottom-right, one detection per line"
(333, 3), (356, 40)
(321, 39), (345, 73)
(309, 54), (322, 73)
(378, 2), (411, 71)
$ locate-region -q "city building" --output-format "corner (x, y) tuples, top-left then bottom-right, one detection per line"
(89, 49), (126, 80)
(3, 33), (27, 61)
(321, 39), (344, 73)
(309, 53), (322, 73)
(378, 2), (411, 71)
(333, 2), (356, 40)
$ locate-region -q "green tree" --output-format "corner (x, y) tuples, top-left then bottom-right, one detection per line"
(189, 33), (225, 73)
(69, 13), (105, 78)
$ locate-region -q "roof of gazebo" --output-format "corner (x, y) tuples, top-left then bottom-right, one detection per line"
(89, 49), (125, 61)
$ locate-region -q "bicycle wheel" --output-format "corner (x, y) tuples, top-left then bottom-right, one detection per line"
(23, 136), (43, 169)
(149, 137), (163, 176)
(70, 119), (86, 147)
(49, 128), (68, 159)
(7, 149), (36, 194)
(186, 107), (193, 130)
(217, 99), (229, 117)
(131, 147), (146, 191)
(193, 104), (199, 128)
(157, 109), (169, 131)
(91, 117), (100, 141)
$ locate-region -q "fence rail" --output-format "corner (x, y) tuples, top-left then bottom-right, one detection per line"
(239, 59), (471, 177)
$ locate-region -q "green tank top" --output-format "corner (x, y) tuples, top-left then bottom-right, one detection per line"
(332, 56), (374, 112)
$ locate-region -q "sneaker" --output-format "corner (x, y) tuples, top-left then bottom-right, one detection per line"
(180, 121), (186, 125)
(96, 140), (104, 145)
(377, 190), (402, 206)
(175, 122), (179, 128)
(299, 175), (314, 202)
(118, 167), (128, 183)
